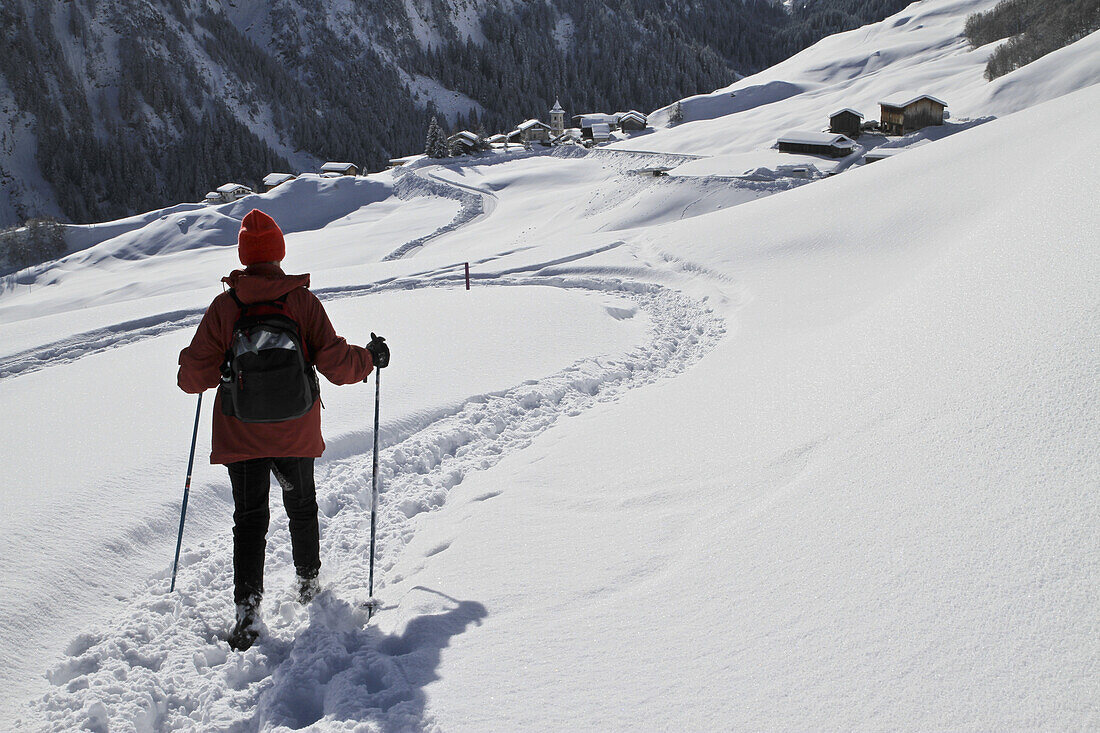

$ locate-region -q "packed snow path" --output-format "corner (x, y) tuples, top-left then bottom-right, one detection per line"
(23, 278), (723, 731)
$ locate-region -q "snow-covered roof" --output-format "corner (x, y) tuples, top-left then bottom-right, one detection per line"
(486, 134), (508, 143)
(388, 154), (423, 165)
(550, 99), (565, 114)
(216, 183), (251, 194)
(618, 110), (647, 123)
(864, 148), (902, 160)
(203, 191), (221, 200)
(830, 108), (864, 119)
(578, 113), (619, 126)
(777, 131), (855, 147)
(262, 173), (296, 186)
(591, 123), (611, 138)
(320, 162), (356, 173)
(517, 119), (551, 131)
(449, 131), (480, 144)
(879, 93), (948, 109)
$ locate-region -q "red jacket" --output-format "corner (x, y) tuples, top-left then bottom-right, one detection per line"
(178, 264), (373, 464)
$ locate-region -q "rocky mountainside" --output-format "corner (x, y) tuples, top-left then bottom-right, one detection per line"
(0, 0), (911, 227)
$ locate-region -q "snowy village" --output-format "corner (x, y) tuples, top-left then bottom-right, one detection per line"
(0, 0), (1097, 730)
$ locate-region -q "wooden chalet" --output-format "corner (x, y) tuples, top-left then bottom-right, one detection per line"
(574, 113), (619, 139)
(617, 110), (648, 132)
(590, 123), (612, 143)
(203, 191), (222, 205)
(513, 119), (552, 144)
(216, 183), (253, 203)
(776, 131), (856, 158)
(320, 162), (358, 176)
(829, 109), (863, 138)
(447, 130), (483, 155)
(878, 94), (947, 136)
(262, 173), (296, 192)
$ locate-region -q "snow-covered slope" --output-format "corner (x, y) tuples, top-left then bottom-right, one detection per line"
(1, 0), (1098, 728)
(637, 0), (1100, 163)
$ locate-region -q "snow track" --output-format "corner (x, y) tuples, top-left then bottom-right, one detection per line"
(23, 278), (724, 731)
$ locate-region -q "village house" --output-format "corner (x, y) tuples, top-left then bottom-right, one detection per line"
(216, 183), (253, 203)
(262, 173), (296, 192)
(320, 162), (358, 176)
(203, 191), (221, 205)
(777, 131), (856, 158)
(878, 93), (947, 135)
(829, 109), (864, 138)
(574, 113), (619, 139)
(590, 123), (612, 144)
(508, 119), (553, 145)
(447, 130), (484, 156)
(617, 110), (648, 132)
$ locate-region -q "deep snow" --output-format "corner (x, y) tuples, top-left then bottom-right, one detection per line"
(1, 0), (1098, 728)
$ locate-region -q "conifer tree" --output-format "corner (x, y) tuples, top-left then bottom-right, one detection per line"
(669, 101), (684, 126)
(425, 116), (447, 158)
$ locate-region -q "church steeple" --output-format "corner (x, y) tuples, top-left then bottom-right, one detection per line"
(550, 98), (566, 136)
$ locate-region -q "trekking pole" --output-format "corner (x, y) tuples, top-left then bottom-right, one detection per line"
(170, 393), (202, 593)
(366, 369), (382, 619)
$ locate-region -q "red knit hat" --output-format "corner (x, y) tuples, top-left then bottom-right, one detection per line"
(237, 209), (285, 265)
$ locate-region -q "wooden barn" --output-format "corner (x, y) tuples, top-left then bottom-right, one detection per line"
(262, 173), (296, 192)
(617, 110), (648, 132)
(776, 131), (856, 158)
(320, 162), (358, 176)
(574, 113), (619, 139)
(590, 123), (612, 143)
(878, 94), (947, 135)
(829, 108), (863, 138)
(447, 130), (483, 155)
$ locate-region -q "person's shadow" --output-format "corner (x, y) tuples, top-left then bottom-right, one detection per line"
(253, 588), (487, 731)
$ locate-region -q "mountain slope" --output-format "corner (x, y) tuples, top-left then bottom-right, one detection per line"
(0, 0), (921, 228)
(1, 0), (1097, 727)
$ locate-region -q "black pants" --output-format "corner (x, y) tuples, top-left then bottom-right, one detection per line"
(227, 457), (320, 605)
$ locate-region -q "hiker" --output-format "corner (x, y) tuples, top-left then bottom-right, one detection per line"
(177, 209), (389, 651)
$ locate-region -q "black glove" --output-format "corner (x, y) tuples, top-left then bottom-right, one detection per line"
(367, 332), (389, 370)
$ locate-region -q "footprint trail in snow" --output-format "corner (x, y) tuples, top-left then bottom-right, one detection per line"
(26, 279), (724, 731)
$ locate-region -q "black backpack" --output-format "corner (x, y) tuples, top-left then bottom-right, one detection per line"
(220, 289), (319, 423)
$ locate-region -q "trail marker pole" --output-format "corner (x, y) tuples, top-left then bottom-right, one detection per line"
(464, 262), (470, 290)
(170, 393), (202, 593)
